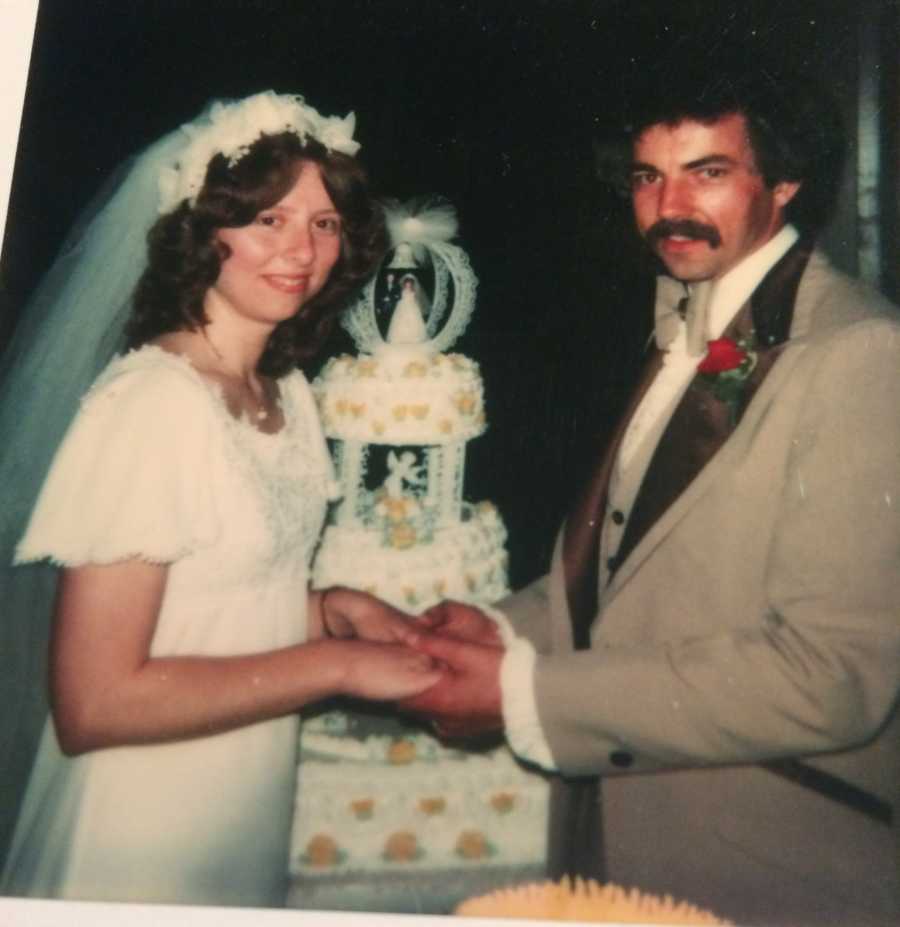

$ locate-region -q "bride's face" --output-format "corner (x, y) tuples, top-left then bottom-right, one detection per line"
(210, 162), (342, 328)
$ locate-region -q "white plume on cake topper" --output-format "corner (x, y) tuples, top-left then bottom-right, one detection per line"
(341, 196), (478, 356)
(384, 196), (459, 264)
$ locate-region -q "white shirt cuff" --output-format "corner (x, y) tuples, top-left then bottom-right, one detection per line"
(485, 608), (557, 771)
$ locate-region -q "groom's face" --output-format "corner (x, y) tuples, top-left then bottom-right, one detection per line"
(630, 112), (800, 282)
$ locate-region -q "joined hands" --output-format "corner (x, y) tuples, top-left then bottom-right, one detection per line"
(398, 600), (506, 739)
(310, 590), (507, 734)
(311, 586), (441, 701)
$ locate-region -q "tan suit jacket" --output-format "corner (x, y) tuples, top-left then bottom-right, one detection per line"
(503, 251), (900, 926)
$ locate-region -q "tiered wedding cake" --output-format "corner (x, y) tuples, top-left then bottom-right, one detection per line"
(310, 200), (508, 612)
(289, 202), (549, 914)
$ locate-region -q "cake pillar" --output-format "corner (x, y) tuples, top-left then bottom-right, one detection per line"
(336, 440), (366, 526)
(435, 441), (465, 527)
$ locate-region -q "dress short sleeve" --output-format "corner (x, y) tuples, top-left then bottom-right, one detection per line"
(16, 350), (220, 566)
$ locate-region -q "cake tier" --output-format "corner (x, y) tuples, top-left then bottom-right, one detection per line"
(312, 501), (509, 613)
(291, 716), (550, 879)
(314, 351), (486, 445)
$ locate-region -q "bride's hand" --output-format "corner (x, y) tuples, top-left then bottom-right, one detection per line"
(337, 640), (444, 701)
(310, 587), (417, 644)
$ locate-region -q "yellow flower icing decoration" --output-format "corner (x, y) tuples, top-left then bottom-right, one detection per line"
(418, 797), (447, 816)
(453, 391), (476, 414)
(387, 739), (417, 764)
(350, 798), (375, 819)
(355, 359), (378, 377)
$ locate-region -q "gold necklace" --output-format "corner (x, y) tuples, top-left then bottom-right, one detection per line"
(201, 327), (269, 422)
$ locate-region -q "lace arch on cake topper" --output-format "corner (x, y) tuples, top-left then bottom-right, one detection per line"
(341, 197), (478, 356)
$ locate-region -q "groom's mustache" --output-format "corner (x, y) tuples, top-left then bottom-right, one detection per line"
(646, 219), (722, 248)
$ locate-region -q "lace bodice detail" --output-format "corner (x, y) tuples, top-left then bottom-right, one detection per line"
(187, 354), (337, 578)
(16, 346), (337, 648)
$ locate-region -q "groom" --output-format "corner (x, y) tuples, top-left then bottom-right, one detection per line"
(401, 49), (900, 927)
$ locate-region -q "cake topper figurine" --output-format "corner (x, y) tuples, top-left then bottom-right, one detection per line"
(385, 278), (429, 344)
(342, 197), (478, 357)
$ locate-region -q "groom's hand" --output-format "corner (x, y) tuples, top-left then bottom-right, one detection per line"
(397, 631), (503, 738)
(415, 600), (502, 648)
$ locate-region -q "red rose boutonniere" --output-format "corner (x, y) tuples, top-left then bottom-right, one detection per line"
(697, 333), (758, 425)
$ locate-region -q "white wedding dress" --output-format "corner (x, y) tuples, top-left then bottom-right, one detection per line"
(1, 346), (335, 907)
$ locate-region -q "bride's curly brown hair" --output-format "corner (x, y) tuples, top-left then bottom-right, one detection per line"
(126, 132), (387, 376)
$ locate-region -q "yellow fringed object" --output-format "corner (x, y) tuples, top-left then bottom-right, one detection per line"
(455, 877), (732, 924)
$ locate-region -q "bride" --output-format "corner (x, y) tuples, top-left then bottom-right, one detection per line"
(0, 91), (441, 908)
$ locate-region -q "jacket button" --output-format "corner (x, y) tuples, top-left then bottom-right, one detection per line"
(611, 510), (625, 525)
(610, 750), (634, 768)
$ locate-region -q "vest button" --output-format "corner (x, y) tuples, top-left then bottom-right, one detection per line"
(610, 750), (634, 768)
(611, 510), (625, 525)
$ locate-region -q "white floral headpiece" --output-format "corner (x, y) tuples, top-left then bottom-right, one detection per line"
(157, 91), (360, 214)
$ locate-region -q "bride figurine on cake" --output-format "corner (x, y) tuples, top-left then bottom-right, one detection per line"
(0, 91), (442, 908)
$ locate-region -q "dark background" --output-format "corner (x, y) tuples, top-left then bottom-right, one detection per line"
(2, 0), (897, 585)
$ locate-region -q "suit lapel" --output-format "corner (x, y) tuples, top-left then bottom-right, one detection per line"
(609, 239), (813, 587)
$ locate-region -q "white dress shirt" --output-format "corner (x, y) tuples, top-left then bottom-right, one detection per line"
(500, 225), (800, 770)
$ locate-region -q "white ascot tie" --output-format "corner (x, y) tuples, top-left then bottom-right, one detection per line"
(653, 277), (714, 358)
(684, 281), (714, 357)
(619, 279), (714, 473)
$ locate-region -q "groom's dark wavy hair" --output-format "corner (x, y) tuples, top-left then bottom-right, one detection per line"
(596, 40), (846, 235)
(127, 132), (387, 376)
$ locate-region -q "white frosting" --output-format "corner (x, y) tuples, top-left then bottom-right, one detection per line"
(312, 333), (506, 613)
(313, 501), (508, 612)
(291, 716), (549, 876)
(314, 351), (486, 445)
